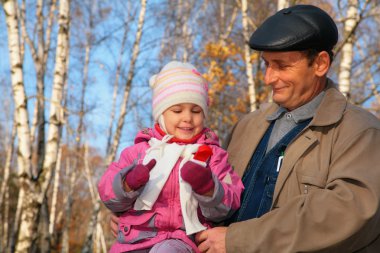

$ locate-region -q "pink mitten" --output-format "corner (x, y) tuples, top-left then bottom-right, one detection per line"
(124, 159), (156, 191)
(181, 145), (214, 195)
(181, 161), (214, 195)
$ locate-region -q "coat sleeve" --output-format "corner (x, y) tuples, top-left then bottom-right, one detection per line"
(97, 144), (145, 213)
(195, 145), (244, 222)
(226, 127), (380, 253)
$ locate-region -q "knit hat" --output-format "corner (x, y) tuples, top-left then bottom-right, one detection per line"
(150, 61), (209, 121)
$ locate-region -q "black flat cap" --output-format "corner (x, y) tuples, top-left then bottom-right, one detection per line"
(249, 5), (338, 52)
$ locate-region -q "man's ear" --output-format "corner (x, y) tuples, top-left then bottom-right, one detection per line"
(314, 51), (330, 77)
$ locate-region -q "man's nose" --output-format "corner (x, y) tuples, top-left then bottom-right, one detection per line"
(264, 66), (278, 85)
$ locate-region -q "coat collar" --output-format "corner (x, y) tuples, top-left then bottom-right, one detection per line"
(310, 79), (347, 127)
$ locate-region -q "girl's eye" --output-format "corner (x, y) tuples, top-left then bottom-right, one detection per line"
(172, 110), (182, 113)
(192, 110), (201, 114)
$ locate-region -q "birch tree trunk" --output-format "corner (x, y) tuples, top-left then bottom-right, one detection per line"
(218, 2), (238, 43)
(2, 0), (33, 252)
(0, 121), (16, 251)
(241, 0), (257, 111)
(277, 0), (289, 10)
(180, 0), (192, 62)
(2, 190), (10, 252)
(12, 0), (70, 250)
(19, 0), (55, 177)
(106, 27), (128, 155)
(48, 146), (62, 237)
(107, 0), (147, 164)
(82, 142), (104, 253)
(60, 157), (73, 253)
(95, 221), (107, 253)
(338, 0), (359, 98)
(38, 0), (70, 208)
(0, 121), (16, 208)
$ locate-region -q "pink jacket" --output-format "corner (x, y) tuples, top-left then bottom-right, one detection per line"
(98, 126), (244, 253)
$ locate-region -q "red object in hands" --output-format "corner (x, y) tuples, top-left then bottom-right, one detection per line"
(193, 145), (213, 162)
(125, 159), (156, 191)
(181, 161), (214, 195)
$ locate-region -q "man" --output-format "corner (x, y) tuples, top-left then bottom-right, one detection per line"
(195, 4), (380, 253)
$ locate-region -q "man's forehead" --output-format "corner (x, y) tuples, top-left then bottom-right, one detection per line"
(261, 51), (305, 62)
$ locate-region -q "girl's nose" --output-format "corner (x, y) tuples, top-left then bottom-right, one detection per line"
(182, 111), (192, 122)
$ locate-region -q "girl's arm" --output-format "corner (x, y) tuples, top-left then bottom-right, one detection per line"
(97, 145), (145, 213)
(195, 146), (244, 222)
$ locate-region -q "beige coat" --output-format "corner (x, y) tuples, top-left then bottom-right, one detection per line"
(226, 81), (380, 252)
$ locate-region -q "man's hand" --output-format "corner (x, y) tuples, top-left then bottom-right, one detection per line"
(110, 213), (119, 238)
(196, 227), (227, 253)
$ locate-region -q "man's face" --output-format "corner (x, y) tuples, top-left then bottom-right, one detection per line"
(262, 51), (324, 111)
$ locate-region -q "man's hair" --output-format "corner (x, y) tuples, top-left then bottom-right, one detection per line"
(303, 49), (334, 66)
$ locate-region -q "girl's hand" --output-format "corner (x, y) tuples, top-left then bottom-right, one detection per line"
(181, 160), (214, 195)
(124, 159), (156, 191)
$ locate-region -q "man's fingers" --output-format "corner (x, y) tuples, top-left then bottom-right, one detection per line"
(197, 239), (210, 253)
(110, 213), (119, 238)
(110, 213), (119, 223)
(195, 230), (207, 244)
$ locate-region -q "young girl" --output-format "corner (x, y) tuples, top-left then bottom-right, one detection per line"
(98, 61), (244, 253)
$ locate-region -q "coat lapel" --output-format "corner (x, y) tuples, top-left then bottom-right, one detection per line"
(228, 104), (277, 178)
(272, 129), (317, 202)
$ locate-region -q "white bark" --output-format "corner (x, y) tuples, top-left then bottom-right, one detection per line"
(48, 146), (62, 235)
(60, 157), (73, 253)
(219, 4), (238, 43)
(241, 0), (257, 111)
(96, 221), (107, 253)
(0, 121), (16, 207)
(2, 190), (9, 251)
(181, 0), (192, 62)
(82, 142), (103, 253)
(3, 0), (33, 251)
(277, 0), (289, 10)
(107, 0), (147, 164)
(0, 119), (14, 250)
(13, 0), (70, 251)
(39, 0), (69, 202)
(3, 0), (32, 181)
(338, 0), (359, 98)
(106, 26), (128, 155)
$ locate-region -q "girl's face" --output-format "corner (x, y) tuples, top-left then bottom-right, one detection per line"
(162, 103), (205, 140)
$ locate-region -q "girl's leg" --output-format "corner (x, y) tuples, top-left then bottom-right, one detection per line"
(149, 239), (193, 253)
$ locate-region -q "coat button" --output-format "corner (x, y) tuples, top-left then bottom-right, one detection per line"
(124, 226), (128, 232)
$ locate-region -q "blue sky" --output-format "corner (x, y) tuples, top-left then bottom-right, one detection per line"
(0, 1), (165, 157)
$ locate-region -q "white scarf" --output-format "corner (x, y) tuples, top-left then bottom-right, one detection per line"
(133, 136), (207, 235)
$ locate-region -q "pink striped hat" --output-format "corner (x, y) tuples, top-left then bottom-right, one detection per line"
(150, 61), (209, 121)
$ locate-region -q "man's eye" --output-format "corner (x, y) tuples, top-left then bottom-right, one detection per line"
(278, 64), (289, 69)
